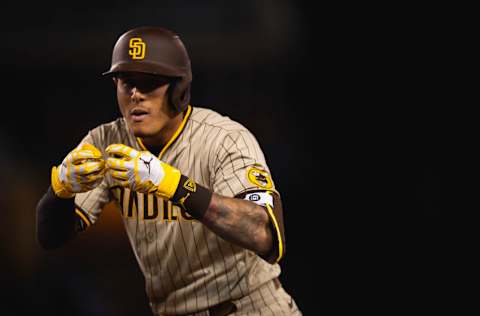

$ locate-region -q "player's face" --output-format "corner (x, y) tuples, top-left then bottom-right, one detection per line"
(115, 72), (175, 140)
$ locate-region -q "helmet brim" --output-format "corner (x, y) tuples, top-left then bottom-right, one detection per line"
(102, 61), (187, 77)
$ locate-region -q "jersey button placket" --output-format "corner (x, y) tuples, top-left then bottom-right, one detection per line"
(146, 230), (155, 243)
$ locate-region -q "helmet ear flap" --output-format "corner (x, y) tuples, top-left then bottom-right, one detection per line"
(168, 77), (191, 113)
(166, 80), (177, 112)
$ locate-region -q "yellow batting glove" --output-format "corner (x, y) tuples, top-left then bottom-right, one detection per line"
(51, 143), (106, 198)
(106, 144), (181, 199)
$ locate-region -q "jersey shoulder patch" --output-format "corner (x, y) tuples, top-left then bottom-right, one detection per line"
(246, 165), (273, 189)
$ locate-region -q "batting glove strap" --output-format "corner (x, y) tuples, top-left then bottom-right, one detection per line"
(155, 163), (182, 199)
(51, 166), (76, 199)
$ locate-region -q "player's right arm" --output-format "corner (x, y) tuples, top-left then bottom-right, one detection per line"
(36, 143), (106, 249)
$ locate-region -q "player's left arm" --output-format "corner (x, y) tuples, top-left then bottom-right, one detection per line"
(105, 144), (285, 263)
(203, 190), (285, 264)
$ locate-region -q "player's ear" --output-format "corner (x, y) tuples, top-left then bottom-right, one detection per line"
(112, 77), (118, 88)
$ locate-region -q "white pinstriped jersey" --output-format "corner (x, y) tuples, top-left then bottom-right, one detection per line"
(73, 106), (298, 315)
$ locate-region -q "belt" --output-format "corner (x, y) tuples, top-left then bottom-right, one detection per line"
(208, 278), (281, 316)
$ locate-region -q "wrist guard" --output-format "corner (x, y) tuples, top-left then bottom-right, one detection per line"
(171, 175), (212, 219)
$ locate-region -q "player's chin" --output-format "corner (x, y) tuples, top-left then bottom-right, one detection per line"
(131, 127), (151, 138)
(128, 122), (150, 137)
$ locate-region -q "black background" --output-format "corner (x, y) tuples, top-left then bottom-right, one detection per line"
(0, 1), (319, 315)
(0, 2), (465, 315)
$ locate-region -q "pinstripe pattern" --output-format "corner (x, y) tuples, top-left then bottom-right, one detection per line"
(73, 106), (300, 315)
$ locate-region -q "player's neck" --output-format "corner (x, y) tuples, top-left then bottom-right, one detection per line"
(140, 111), (185, 150)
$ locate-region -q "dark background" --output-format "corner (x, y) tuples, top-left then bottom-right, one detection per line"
(0, 2), (461, 315)
(0, 1), (319, 315)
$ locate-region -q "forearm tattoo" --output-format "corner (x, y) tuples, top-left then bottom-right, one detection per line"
(201, 193), (273, 256)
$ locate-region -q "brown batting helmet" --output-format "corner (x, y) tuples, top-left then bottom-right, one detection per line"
(103, 26), (192, 113)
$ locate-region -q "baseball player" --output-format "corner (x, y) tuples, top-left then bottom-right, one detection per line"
(36, 26), (301, 316)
